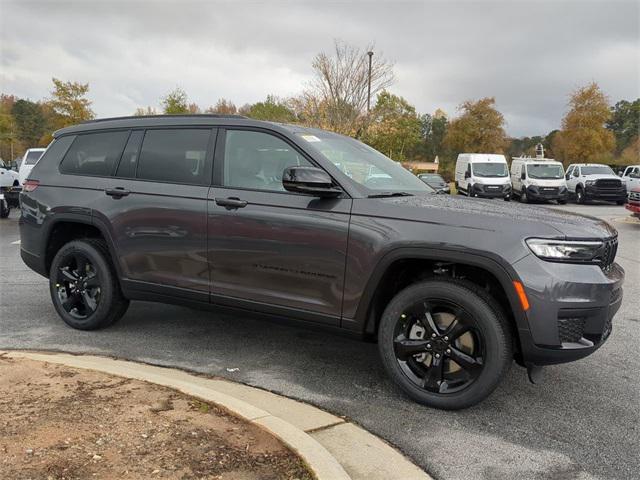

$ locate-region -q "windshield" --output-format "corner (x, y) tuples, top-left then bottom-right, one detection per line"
(581, 165), (615, 176)
(527, 164), (564, 179)
(24, 150), (43, 165)
(296, 132), (434, 193)
(472, 162), (508, 177)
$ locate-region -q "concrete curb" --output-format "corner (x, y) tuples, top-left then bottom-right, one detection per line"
(3, 350), (432, 480)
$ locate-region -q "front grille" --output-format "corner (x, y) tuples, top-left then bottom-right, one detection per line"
(537, 187), (559, 196)
(558, 317), (586, 343)
(597, 236), (618, 272)
(595, 179), (622, 189)
(629, 191), (640, 202)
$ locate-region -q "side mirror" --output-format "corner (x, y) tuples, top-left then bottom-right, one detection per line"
(521, 172), (526, 180)
(282, 166), (342, 197)
(464, 171), (470, 179)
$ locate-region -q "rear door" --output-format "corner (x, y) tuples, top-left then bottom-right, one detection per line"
(97, 127), (215, 301)
(207, 128), (351, 324)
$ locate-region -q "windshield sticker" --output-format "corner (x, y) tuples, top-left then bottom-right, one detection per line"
(301, 135), (321, 143)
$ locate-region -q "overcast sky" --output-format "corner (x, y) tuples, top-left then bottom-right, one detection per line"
(1, 0), (638, 137)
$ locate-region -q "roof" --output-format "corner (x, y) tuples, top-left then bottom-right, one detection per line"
(53, 114), (275, 137)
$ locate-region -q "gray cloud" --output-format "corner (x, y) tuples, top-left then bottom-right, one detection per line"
(1, 0), (638, 136)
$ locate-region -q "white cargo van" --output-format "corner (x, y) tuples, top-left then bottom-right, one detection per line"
(455, 153), (511, 200)
(510, 157), (568, 204)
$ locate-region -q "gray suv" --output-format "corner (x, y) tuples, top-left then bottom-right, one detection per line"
(19, 115), (624, 409)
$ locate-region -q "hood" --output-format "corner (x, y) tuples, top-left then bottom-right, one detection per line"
(354, 193), (616, 239)
(582, 173), (621, 181)
(525, 178), (567, 187)
(473, 176), (511, 185)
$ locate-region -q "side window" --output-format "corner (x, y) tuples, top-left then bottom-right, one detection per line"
(115, 131), (144, 178)
(223, 130), (311, 192)
(565, 166), (573, 177)
(137, 129), (212, 185)
(574, 167), (580, 177)
(60, 131), (129, 176)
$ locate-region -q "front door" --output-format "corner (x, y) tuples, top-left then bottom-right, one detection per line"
(207, 128), (351, 324)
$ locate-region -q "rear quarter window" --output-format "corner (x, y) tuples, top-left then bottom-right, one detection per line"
(60, 131), (129, 177)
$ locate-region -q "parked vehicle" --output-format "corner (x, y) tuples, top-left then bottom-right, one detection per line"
(18, 148), (46, 185)
(510, 157), (568, 204)
(0, 157), (21, 218)
(620, 165), (640, 194)
(418, 173), (450, 194)
(565, 164), (627, 204)
(20, 115), (624, 409)
(454, 153), (511, 200)
(625, 185), (640, 218)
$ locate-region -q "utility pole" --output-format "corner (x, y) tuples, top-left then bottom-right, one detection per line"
(367, 51), (374, 112)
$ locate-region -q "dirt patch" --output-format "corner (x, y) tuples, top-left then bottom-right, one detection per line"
(0, 356), (313, 480)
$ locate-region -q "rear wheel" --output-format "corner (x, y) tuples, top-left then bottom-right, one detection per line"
(378, 279), (512, 410)
(49, 239), (129, 330)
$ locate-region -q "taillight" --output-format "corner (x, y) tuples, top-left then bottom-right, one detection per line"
(23, 180), (40, 192)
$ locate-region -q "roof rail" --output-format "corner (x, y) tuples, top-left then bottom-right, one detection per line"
(80, 114), (247, 124)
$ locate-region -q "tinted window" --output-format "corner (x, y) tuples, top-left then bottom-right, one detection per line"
(224, 130), (311, 191)
(24, 150), (44, 165)
(137, 129), (212, 185)
(115, 131), (143, 178)
(60, 131), (128, 176)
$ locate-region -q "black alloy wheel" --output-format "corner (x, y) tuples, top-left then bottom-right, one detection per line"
(55, 252), (101, 319)
(393, 299), (485, 394)
(49, 239), (129, 330)
(378, 279), (512, 409)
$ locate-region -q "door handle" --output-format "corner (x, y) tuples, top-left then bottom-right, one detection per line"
(105, 187), (130, 198)
(215, 197), (248, 210)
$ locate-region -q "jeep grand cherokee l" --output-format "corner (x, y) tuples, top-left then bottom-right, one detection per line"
(19, 115), (624, 409)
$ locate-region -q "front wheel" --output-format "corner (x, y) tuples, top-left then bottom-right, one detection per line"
(49, 239), (129, 330)
(558, 199), (567, 205)
(616, 200), (626, 205)
(576, 187), (585, 204)
(378, 279), (512, 410)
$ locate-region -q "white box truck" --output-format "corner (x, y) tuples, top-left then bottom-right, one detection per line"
(510, 157), (568, 204)
(455, 153), (511, 200)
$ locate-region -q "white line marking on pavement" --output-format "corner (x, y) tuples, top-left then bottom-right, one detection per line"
(11, 240), (21, 245)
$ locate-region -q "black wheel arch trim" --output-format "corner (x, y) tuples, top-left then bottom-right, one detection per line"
(353, 246), (530, 339)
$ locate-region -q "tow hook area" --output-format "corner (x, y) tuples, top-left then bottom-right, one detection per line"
(527, 365), (544, 384)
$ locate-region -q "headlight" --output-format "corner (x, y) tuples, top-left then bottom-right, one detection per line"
(526, 238), (603, 262)
(585, 180), (596, 186)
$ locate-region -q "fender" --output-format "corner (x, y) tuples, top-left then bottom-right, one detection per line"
(353, 246), (530, 337)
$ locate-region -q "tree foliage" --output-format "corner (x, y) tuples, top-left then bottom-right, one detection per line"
(300, 40), (394, 135)
(364, 91), (421, 161)
(11, 99), (47, 147)
(49, 78), (94, 127)
(443, 97), (507, 156)
(206, 98), (237, 115)
(161, 87), (189, 114)
(134, 106), (158, 116)
(606, 99), (639, 155)
(246, 95), (296, 123)
(553, 82), (615, 164)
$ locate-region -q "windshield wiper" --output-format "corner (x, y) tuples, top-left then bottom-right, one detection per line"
(367, 191), (414, 198)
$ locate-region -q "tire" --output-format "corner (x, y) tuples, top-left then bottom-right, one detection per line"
(0, 201), (9, 218)
(558, 199), (567, 205)
(503, 194), (511, 202)
(576, 187), (585, 204)
(378, 278), (512, 410)
(616, 200), (625, 206)
(49, 239), (129, 330)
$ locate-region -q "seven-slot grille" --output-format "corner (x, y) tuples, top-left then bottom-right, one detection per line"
(597, 236), (618, 271)
(595, 179), (622, 189)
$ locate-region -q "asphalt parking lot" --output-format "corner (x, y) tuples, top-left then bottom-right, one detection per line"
(1, 202), (638, 480)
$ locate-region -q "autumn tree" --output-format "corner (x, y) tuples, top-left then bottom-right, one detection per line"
(553, 83), (615, 164)
(443, 97), (507, 156)
(11, 99), (47, 147)
(206, 99), (237, 115)
(246, 95), (297, 123)
(300, 40), (394, 135)
(364, 91), (421, 161)
(161, 87), (189, 114)
(606, 98), (639, 155)
(49, 78), (95, 127)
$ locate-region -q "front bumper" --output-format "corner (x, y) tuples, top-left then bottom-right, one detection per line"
(584, 185), (627, 202)
(0, 185), (21, 208)
(513, 253), (624, 366)
(472, 183), (511, 198)
(625, 200), (640, 216)
(525, 185), (568, 201)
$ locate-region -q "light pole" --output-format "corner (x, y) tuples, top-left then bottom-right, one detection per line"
(367, 51), (373, 112)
